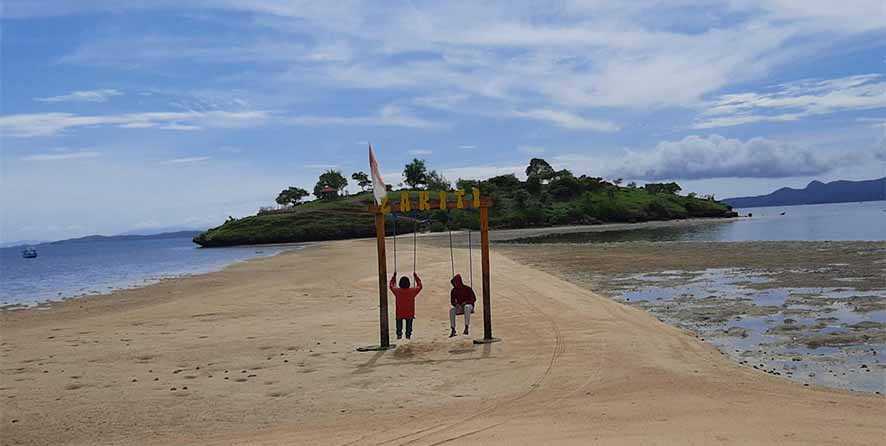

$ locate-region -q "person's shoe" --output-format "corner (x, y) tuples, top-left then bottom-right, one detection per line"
(449, 328), (456, 338)
(396, 334), (402, 340)
(406, 335), (411, 340)
(463, 327), (469, 335)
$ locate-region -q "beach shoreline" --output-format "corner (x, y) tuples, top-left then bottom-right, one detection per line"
(2, 217), (729, 311)
(2, 237), (884, 445)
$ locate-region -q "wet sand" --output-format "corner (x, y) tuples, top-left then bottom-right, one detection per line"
(2, 237), (885, 445)
(497, 241), (886, 393)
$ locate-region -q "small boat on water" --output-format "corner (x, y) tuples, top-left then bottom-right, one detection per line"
(22, 247), (38, 259)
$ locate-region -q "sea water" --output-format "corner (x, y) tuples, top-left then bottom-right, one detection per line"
(0, 236), (295, 307)
(512, 201), (886, 243)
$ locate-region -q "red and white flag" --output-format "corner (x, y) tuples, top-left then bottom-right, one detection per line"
(368, 144), (387, 205)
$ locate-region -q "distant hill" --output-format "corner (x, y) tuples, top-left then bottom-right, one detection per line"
(49, 230), (202, 245)
(116, 226), (206, 236)
(0, 240), (47, 249)
(724, 177), (886, 208)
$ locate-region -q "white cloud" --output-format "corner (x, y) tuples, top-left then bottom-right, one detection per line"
(408, 149), (432, 156)
(0, 110), (270, 137)
(34, 89), (123, 103)
(413, 93), (470, 110)
(511, 109), (620, 131)
(161, 157), (211, 165)
(46, 0), (880, 116)
(286, 105), (441, 129)
(441, 164), (526, 181)
(21, 150), (101, 161)
(518, 146), (546, 155)
(609, 135), (834, 180)
(459, 145), (477, 149)
(695, 74), (886, 129)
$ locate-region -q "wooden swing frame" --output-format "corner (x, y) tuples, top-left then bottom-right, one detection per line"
(359, 193), (499, 350)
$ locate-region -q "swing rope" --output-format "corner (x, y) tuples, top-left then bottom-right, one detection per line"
(448, 226), (455, 277)
(468, 229), (473, 287)
(392, 216), (398, 274)
(412, 216), (417, 275)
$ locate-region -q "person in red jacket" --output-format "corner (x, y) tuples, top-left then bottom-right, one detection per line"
(449, 274), (476, 337)
(389, 272), (423, 340)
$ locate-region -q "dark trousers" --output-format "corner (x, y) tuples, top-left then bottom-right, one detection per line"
(396, 318), (414, 338)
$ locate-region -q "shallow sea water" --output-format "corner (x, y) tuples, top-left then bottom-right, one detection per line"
(612, 268), (885, 394)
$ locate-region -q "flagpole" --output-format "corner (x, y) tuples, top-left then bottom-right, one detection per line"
(358, 143), (395, 351)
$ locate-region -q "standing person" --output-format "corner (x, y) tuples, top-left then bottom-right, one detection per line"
(389, 272), (423, 340)
(449, 274), (476, 337)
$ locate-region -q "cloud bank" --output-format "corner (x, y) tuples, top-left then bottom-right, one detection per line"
(0, 110), (270, 137)
(696, 74), (886, 128)
(610, 135), (834, 180)
(35, 89), (123, 103)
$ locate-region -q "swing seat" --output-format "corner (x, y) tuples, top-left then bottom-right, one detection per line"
(454, 305), (475, 315)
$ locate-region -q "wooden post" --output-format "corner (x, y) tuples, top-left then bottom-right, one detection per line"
(474, 205), (499, 343)
(357, 212), (395, 351)
(375, 212), (391, 348)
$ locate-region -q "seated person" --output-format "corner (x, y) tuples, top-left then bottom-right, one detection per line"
(449, 274), (476, 337)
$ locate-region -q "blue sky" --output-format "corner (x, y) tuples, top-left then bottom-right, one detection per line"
(1, 1), (885, 242)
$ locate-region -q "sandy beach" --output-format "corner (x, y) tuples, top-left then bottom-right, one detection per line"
(2, 238), (884, 445)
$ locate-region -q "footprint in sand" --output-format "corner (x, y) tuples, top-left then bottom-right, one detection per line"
(266, 391), (289, 398)
(64, 383), (84, 391)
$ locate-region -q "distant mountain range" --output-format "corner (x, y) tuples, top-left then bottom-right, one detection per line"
(116, 225), (206, 236)
(49, 231), (203, 245)
(724, 177), (886, 208)
(0, 240), (47, 249)
(1, 231), (203, 249)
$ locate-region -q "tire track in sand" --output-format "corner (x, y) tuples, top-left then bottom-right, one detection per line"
(389, 264), (571, 446)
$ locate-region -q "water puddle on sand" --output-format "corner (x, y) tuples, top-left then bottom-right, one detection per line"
(609, 268), (885, 394)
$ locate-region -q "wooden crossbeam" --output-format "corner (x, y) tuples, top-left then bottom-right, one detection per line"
(368, 197), (493, 214)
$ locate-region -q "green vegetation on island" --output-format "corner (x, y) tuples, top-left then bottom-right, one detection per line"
(193, 158), (737, 247)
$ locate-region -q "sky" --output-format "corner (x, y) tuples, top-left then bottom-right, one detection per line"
(1, 1), (885, 242)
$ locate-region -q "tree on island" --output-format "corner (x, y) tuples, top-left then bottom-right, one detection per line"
(351, 171), (372, 192)
(275, 187), (309, 207)
(525, 158), (555, 181)
(426, 170), (451, 191)
(525, 158), (556, 195)
(314, 169), (348, 200)
(644, 182), (682, 195)
(456, 178), (479, 191)
(403, 158), (429, 189)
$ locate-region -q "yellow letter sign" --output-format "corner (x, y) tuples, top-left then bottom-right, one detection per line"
(400, 191), (412, 213)
(454, 190), (466, 209)
(418, 191), (431, 211)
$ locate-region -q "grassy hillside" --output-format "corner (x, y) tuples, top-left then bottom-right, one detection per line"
(193, 196), (377, 247)
(194, 174), (736, 247)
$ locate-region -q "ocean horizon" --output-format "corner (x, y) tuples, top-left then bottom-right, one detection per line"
(3, 200), (883, 308)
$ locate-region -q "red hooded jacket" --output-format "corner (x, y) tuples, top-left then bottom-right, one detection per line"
(390, 273), (422, 319)
(450, 274), (476, 307)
